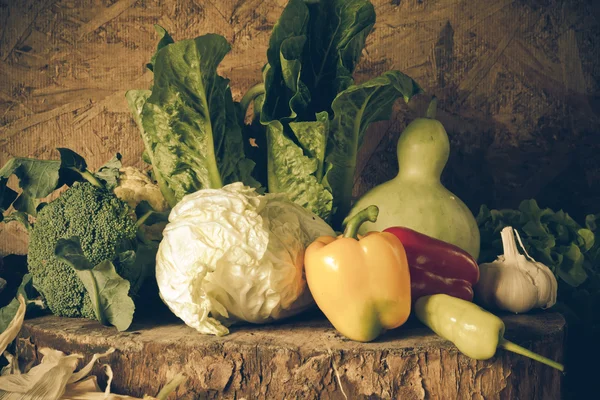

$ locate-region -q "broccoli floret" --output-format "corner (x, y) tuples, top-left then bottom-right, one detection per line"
(27, 181), (138, 319)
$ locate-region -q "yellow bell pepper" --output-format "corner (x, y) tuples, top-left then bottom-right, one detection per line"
(305, 205), (411, 342)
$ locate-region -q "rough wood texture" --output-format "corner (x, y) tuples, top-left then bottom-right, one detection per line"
(1, 0), (599, 255)
(16, 311), (565, 399)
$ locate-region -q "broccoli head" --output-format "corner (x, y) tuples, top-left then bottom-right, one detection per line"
(27, 181), (139, 319)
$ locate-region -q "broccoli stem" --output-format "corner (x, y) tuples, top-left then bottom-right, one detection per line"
(78, 169), (104, 188)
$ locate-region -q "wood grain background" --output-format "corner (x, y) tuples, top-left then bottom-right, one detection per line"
(1, 0), (599, 255)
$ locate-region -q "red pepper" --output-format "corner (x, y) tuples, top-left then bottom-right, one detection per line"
(383, 227), (479, 301)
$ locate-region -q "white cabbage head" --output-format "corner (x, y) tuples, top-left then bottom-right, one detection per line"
(155, 182), (336, 336)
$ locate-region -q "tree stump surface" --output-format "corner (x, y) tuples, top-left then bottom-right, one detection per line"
(16, 310), (565, 400)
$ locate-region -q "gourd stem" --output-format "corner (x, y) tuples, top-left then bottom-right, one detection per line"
(499, 338), (565, 372)
(343, 205), (379, 239)
(426, 97), (438, 119)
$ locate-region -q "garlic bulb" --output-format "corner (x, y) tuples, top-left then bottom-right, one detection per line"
(474, 226), (558, 313)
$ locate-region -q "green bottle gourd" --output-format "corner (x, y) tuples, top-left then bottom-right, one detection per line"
(347, 98), (480, 259)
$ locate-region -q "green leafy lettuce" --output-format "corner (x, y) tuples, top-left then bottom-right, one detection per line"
(127, 33), (259, 208)
(257, 0), (421, 225)
(128, 0), (421, 228)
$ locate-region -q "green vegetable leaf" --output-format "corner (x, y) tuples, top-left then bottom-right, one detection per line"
(324, 70), (422, 226)
(261, 0), (377, 122)
(0, 157), (61, 199)
(139, 34), (257, 203)
(2, 211), (31, 231)
(0, 274), (45, 333)
(557, 243), (588, 287)
(57, 147), (101, 188)
(94, 153), (122, 191)
(301, 0), (376, 114)
(0, 178), (18, 222)
(147, 24), (175, 72)
(577, 229), (595, 252)
(261, 0), (310, 123)
(289, 111), (329, 181)
(90, 260), (135, 331)
(55, 237), (135, 331)
(266, 120), (333, 219)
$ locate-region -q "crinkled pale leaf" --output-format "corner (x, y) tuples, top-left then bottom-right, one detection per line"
(62, 366), (185, 400)
(1, 352), (19, 377)
(0, 295), (25, 356)
(67, 348), (115, 384)
(0, 347), (115, 400)
(0, 350), (81, 399)
(155, 183), (335, 336)
(324, 70), (422, 226)
(266, 121), (332, 220)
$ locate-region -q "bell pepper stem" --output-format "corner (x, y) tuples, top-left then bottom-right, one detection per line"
(426, 96), (438, 119)
(343, 205), (379, 239)
(499, 338), (565, 373)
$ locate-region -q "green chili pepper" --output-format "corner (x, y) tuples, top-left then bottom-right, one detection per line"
(415, 294), (564, 372)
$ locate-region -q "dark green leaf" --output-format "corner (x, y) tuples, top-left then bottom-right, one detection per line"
(301, 0), (376, 114)
(90, 260), (135, 332)
(147, 24), (175, 72)
(577, 229), (595, 252)
(585, 214), (599, 232)
(261, 0), (310, 123)
(135, 200), (170, 226)
(54, 237), (135, 331)
(94, 153), (122, 191)
(265, 121), (333, 219)
(2, 211), (31, 230)
(324, 70), (422, 226)
(0, 178), (18, 219)
(12, 192), (38, 217)
(55, 237), (94, 271)
(557, 244), (587, 286)
(57, 147), (87, 171)
(0, 157), (61, 200)
(57, 147), (91, 187)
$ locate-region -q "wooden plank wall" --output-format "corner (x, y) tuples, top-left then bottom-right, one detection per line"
(1, 0), (599, 255)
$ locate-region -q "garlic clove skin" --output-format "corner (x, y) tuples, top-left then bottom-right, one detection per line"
(475, 263), (539, 313)
(473, 226), (558, 314)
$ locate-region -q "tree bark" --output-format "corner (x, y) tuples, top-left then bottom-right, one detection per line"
(16, 311), (565, 399)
